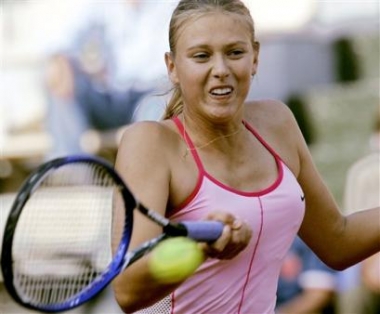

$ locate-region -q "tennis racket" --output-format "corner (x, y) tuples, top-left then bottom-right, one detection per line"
(1, 155), (223, 313)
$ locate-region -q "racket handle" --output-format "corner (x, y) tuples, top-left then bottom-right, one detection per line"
(181, 221), (224, 242)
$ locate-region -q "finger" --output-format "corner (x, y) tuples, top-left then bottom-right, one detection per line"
(201, 224), (232, 258)
(212, 224), (232, 251)
(206, 225), (251, 260)
(231, 218), (243, 230)
(205, 211), (236, 225)
(221, 223), (253, 259)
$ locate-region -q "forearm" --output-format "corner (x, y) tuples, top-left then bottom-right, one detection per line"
(300, 206), (380, 271)
(340, 207), (380, 268)
(112, 255), (181, 313)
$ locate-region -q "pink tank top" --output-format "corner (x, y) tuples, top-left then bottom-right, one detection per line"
(136, 117), (305, 314)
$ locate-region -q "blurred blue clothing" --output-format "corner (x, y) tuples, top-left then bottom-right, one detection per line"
(46, 58), (150, 157)
(276, 237), (337, 314)
(44, 1), (176, 157)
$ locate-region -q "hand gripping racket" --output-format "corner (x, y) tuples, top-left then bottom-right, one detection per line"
(1, 155), (223, 313)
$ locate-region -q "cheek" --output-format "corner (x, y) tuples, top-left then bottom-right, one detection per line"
(238, 60), (255, 79)
(178, 64), (206, 90)
(177, 69), (203, 103)
(236, 68), (253, 92)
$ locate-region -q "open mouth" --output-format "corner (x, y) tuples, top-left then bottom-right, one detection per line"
(210, 87), (233, 96)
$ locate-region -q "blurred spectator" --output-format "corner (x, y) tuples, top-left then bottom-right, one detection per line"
(276, 236), (337, 314)
(43, 0), (175, 158)
(338, 104), (380, 314)
(337, 107), (380, 314)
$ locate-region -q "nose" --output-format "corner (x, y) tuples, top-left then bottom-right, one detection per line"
(211, 55), (230, 79)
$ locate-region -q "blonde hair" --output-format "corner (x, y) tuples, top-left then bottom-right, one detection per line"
(162, 0), (256, 120)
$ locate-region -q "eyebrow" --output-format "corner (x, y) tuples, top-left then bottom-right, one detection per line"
(187, 41), (250, 51)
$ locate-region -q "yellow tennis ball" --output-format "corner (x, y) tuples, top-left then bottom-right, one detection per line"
(148, 237), (205, 284)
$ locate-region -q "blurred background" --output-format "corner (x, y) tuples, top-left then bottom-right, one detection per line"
(0, 0), (378, 200)
(0, 0), (379, 199)
(0, 0), (379, 313)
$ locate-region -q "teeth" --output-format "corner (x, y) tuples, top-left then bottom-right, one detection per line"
(211, 88), (232, 95)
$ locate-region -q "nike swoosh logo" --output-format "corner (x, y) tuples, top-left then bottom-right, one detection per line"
(301, 195), (305, 201)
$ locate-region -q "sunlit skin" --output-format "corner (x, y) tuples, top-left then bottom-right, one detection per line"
(112, 13), (257, 312)
(165, 12), (259, 138)
(113, 6), (380, 313)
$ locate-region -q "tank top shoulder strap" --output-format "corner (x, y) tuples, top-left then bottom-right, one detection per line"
(172, 116), (206, 173)
(242, 119), (282, 161)
(172, 117), (283, 172)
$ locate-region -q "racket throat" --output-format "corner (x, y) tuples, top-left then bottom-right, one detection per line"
(163, 223), (188, 237)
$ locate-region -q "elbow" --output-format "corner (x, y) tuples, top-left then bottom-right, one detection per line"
(113, 285), (139, 314)
(114, 294), (139, 314)
(114, 291), (142, 314)
(113, 290), (129, 314)
(113, 285), (156, 314)
(326, 261), (348, 271)
(320, 253), (355, 271)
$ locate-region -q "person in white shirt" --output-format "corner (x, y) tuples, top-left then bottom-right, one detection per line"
(44, 0), (176, 158)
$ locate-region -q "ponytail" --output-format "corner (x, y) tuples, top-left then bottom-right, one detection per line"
(162, 85), (184, 120)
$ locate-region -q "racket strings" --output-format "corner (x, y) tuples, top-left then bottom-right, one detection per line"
(12, 162), (122, 306)
(15, 267), (99, 305)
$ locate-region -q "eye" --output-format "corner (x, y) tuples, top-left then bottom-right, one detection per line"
(193, 52), (210, 61)
(228, 49), (244, 58)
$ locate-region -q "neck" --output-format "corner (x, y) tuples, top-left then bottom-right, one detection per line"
(181, 114), (245, 152)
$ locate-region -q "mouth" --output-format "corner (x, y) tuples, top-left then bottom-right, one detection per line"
(209, 86), (234, 97)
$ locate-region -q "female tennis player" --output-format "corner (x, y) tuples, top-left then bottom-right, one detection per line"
(112, 1), (380, 313)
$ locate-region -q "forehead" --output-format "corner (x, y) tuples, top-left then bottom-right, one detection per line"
(176, 12), (252, 48)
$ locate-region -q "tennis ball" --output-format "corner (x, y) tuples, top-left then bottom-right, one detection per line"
(148, 237), (205, 284)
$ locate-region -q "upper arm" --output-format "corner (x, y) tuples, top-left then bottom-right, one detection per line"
(113, 121), (186, 312)
(115, 121), (172, 248)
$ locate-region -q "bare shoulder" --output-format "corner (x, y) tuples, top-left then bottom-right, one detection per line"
(244, 99), (295, 129)
(116, 119), (184, 174)
(115, 120), (179, 195)
(118, 120), (179, 154)
(244, 99), (305, 176)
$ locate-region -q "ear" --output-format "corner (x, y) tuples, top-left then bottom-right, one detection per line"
(251, 41), (260, 76)
(165, 52), (179, 84)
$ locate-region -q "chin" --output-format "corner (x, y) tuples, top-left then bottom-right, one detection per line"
(207, 111), (239, 124)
